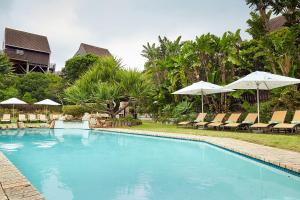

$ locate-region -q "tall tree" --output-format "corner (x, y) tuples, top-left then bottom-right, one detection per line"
(246, 0), (271, 32)
(246, 11), (271, 39)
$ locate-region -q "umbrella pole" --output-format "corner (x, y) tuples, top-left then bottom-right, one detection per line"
(201, 91), (204, 114)
(257, 86), (260, 123)
(13, 104), (14, 119)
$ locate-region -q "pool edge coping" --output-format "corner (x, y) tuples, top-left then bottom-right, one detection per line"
(95, 128), (300, 175)
(0, 128), (299, 200)
(0, 152), (44, 200)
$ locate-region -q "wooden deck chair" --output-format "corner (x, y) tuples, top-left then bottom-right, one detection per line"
(38, 114), (48, 123)
(18, 114), (27, 122)
(223, 113), (258, 131)
(195, 113), (226, 128)
(28, 114), (38, 122)
(1, 114), (11, 123)
(272, 110), (300, 133)
(177, 113), (207, 127)
(250, 111), (287, 131)
(208, 113), (241, 129)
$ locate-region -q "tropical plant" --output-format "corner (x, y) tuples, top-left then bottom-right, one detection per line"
(65, 57), (153, 118)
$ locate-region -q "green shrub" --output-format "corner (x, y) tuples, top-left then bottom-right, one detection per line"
(22, 92), (37, 103)
(62, 105), (90, 117)
(111, 116), (142, 127)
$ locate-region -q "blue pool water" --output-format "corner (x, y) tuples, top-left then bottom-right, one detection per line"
(0, 129), (300, 200)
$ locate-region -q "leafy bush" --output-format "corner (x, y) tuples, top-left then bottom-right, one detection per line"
(157, 101), (194, 123)
(173, 101), (193, 117)
(17, 72), (64, 102)
(22, 92), (37, 103)
(62, 54), (100, 83)
(112, 116), (142, 127)
(62, 105), (90, 117)
(0, 53), (12, 74)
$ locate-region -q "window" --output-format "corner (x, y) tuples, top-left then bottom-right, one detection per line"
(16, 49), (24, 55)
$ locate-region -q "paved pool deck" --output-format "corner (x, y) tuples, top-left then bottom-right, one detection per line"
(0, 152), (43, 200)
(97, 128), (300, 174)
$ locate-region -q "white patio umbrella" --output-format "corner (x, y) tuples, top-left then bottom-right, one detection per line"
(35, 99), (61, 106)
(172, 81), (233, 114)
(34, 99), (61, 114)
(225, 71), (300, 122)
(0, 98), (27, 118)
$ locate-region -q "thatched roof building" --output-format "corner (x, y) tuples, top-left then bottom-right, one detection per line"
(268, 16), (287, 32)
(4, 27), (55, 73)
(74, 43), (111, 57)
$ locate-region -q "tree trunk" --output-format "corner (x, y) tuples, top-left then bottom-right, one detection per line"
(258, 0), (270, 32)
(220, 58), (226, 111)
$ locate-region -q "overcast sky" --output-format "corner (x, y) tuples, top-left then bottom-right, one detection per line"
(0, 0), (252, 71)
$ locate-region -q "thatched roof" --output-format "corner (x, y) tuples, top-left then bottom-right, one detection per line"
(5, 28), (51, 53)
(268, 16), (287, 32)
(75, 43), (111, 57)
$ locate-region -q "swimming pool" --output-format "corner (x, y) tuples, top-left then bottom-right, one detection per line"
(0, 128), (299, 200)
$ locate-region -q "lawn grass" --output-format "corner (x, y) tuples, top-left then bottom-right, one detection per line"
(127, 121), (300, 152)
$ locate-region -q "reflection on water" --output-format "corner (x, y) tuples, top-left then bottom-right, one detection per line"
(115, 173), (151, 200)
(0, 143), (23, 151)
(33, 141), (58, 148)
(41, 168), (74, 200)
(0, 129), (95, 152)
(54, 120), (90, 129)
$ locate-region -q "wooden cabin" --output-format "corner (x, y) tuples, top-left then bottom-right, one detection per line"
(74, 43), (111, 57)
(3, 28), (55, 74)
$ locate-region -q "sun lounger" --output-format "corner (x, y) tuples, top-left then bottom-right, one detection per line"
(208, 113), (241, 129)
(195, 113), (226, 128)
(1, 114), (11, 123)
(272, 110), (300, 133)
(223, 113), (258, 131)
(178, 113), (207, 127)
(50, 114), (61, 120)
(38, 114), (48, 122)
(28, 114), (38, 122)
(18, 114), (27, 122)
(250, 111), (287, 132)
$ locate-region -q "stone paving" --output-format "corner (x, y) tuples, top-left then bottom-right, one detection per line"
(0, 152), (43, 200)
(98, 128), (300, 174)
